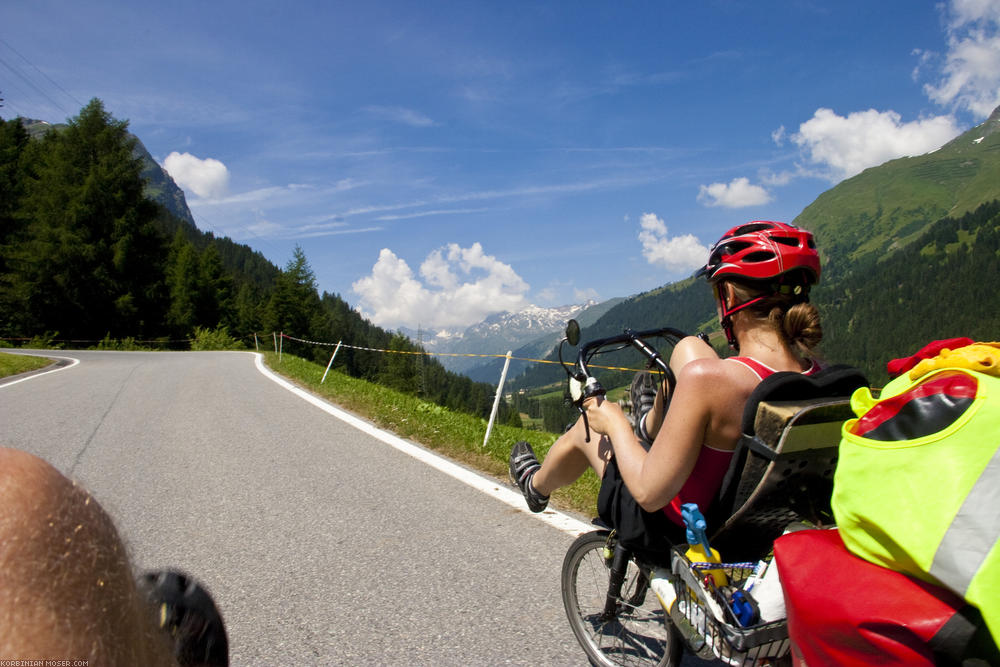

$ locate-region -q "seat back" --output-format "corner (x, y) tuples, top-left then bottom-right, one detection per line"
(710, 365), (868, 560)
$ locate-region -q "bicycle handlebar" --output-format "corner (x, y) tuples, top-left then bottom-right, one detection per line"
(561, 324), (692, 441)
(572, 326), (689, 396)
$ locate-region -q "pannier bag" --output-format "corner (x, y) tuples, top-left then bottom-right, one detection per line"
(831, 340), (1000, 642)
(774, 528), (997, 665)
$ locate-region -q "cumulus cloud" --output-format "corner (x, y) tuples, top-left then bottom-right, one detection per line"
(637, 213), (709, 274)
(790, 108), (962, 181)
(162, 152), (231, 199)
(351, 243), (530, 329)
(922, 0), (1000, 117)
(697, 177), (773, 208)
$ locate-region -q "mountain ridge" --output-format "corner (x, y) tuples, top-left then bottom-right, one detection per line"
(457, 297), (626, 382)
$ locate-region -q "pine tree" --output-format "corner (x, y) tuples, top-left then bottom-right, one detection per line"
(195, 244), (234, 329)
(0, 116), (30, 241)
(0, 117), (32, 333)
(234, 282), (264, 338)
(6, 99), (167, 339)
(264, 245), (325, 346)
(165, 230), (199, 335)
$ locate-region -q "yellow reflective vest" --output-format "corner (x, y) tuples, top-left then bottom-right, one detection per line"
(832, 363), (1000, 641)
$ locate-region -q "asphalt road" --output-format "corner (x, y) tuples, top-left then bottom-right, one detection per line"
(0, 350), (596, 665)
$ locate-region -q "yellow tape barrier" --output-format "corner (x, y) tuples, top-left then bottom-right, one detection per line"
(277, 332), (656, 374)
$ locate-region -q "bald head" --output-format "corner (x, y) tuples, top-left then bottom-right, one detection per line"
(0, 447), (175, 665)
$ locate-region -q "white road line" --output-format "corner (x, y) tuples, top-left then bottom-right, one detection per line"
(253, 353), (593, 537)
(0, 353), (80, 388)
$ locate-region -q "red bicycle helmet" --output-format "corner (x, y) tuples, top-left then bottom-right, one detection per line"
(700, 221), (820, 349)
(700, 221), (820, 285)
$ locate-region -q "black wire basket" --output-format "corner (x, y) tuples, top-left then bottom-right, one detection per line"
(668, 549), (790, 666)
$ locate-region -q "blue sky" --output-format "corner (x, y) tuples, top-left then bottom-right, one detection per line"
(3, 1), (1000, 334)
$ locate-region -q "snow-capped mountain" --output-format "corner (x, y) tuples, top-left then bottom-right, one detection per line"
(399, 298), (628, 377)
(400, 302), (594, 374)
(464, 303), (591, 346)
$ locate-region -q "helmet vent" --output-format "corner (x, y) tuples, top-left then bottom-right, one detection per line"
(772, 236), (801, 247)
(733, 223), (773, 235)
(722, 241), (752, 254)
(744, 251), (775, 263)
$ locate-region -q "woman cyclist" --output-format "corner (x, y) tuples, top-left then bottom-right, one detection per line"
(509, 221), (824, 557)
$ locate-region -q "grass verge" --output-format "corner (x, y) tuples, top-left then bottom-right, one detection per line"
(0, 352), (51, 379)
(263, 351), (601, 517)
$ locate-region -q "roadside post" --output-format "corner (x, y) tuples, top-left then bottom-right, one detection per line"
(483, 350), (513, 448)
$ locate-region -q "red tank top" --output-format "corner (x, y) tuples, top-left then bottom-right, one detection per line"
(661, 356), (819, 526)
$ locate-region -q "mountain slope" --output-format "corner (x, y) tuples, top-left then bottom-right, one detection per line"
(135, 140), (198, 229)
(818, 200), (1000, 383)
(795, 106), (1000, 274)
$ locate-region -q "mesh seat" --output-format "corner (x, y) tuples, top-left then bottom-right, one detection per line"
(710, 365), (869, 560)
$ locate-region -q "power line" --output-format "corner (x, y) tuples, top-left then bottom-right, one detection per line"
(0, 35), (86, 119)
(0, 37), (84, 109)
(0, 54), (71, 117)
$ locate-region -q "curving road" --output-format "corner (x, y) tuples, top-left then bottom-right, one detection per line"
(0, 350), (595, 665)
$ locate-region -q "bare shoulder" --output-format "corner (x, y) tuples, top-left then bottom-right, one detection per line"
(678, 356), (753, 389)
(674, 357), (758, 449)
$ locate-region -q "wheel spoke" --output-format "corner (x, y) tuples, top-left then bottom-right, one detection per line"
(562, 531), (679, 667)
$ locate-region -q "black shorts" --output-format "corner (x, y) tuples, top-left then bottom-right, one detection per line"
(597, 456), (685, 565)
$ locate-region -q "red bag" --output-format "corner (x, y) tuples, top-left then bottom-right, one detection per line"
(885, 337), (973, 377)
(773, 528), (993, 666)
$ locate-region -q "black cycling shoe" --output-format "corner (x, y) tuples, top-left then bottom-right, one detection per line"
(140, 569), (229, 667)
(509, 440), (549, 513)
(630, 371), (659, 445)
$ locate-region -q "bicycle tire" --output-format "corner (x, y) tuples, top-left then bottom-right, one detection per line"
(561, 530), (681, 667)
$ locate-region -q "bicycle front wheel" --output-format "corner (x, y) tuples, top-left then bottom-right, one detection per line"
(561, 530), (681, 667)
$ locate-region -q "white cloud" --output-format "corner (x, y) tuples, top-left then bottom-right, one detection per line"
(637, 213), (709, 274)
(375, 207), (489, 221)
(949, 0), (1000, 25)
(771, 126), (787, 146)
(770, 0), (993, 189)
(363, 105), (437, 127)
(922, 1), (1000, 117)
(697, 177), (773, 208)
(162, 151), (231, 199)
(535, 287), (558, 304)
(351, 243), (530, 329)
(759, 169), (795, 187)
(790, 108), (962, 181)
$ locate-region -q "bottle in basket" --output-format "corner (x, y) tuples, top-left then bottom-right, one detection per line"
(681, 503), (728, 587)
